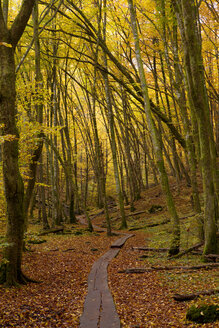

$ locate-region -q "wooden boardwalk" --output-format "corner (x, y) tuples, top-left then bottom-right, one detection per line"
(79, 234), (133, 328)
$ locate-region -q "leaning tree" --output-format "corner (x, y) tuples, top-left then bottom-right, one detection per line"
(0, 0), (36, 286)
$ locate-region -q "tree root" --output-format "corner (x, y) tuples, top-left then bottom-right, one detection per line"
(0, 264), (40, 287)
(0, 264), (6, 285)
(169, 241), (204, 259)
(18, 271), (41, 284)
(168, 245), (180, 257)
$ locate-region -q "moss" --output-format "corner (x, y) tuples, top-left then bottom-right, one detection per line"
(168, 245), (179, 256)
(186, 304), (219, 323)
(148, 204), (163, 213)
(0, 263), (6, 284)
(74, 230), (83, 235)
(26, 233), (46, 244)
(27, 239), (46, 244)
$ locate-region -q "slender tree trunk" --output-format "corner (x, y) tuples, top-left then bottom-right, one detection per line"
(60, 79), (77, 223)
(128, 0), (180, 255)
(2, 0), (9, 25)
(102, 57), (127, 229)
(39, 155), (50, 230)
(24, 0), (44, 221)
(158, 42), (182, 187)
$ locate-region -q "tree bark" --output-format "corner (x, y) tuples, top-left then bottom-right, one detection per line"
(0, 0), (36, 286)
(102, 0), (127, 230)
(24, 0), (44, 223)
(128, 0), (180, 255)
(119, 263), (219, 274)
(172, 0), (218, 255)
(173, 289), (219, 301)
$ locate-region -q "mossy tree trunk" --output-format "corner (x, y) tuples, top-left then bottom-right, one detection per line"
(0, 0), (36, 286)
(172, 0), (218, 255)
(102, 0), (127, 230)
(171, 9), (203, 241)
(24, 0), (44, 224)
(128, 0), (180, 255)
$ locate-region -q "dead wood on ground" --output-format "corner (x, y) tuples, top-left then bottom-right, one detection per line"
(118, 263), (219, 273)
(38, 227), (64, 236)
(132, 247), (169, 252)
(173, 289), (219, 301)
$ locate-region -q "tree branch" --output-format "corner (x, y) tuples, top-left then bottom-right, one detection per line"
(0, 3), (7, 38)
(10, 0), (36, 46)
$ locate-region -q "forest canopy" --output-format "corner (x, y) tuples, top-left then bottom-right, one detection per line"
(0, 0), (218, 286)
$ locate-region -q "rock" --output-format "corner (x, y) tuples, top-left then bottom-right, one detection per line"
(148, 204), (163, 213)
(186, 304), (219, 323)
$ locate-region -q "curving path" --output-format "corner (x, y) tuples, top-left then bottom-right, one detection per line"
(78, 215), (133, 328)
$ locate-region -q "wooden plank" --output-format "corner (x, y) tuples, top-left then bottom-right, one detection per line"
(79, 215), (133, 328)
(94, 249), (120, 292)
(80, 249), (121, 327)
(111, 234), (134, 248)
(87, 261), (102, 292)
(100, 290), (120, 328)
(80, 290), (101, 328)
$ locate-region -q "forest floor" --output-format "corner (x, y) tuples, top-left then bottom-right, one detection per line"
(0, 178), (218, 327)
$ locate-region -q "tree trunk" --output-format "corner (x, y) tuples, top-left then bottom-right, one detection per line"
(24, 0), (44, 223)
(2, 0), (9, 25)
(173, 0), (218, 254)
(102, 58), (127, 230)
(171, 14), (203, 240)
(128, 0), (180, 255)
(39, 155), (50, 230)
(0, 0), (36, 286)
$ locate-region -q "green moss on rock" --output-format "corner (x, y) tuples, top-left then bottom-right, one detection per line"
(186, 304), (219, 323)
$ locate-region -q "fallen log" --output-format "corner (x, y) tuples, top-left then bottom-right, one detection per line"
(204, 254), (219, 261)
(145, 219), (170, 227)
(62, 248), (76, 252)
(130, 214), (195, 229)
(28, 239), (46, 244)
(169, 233), (219, 259)
(118, 263), (219, 273)
(168, 241), (204, 259)
(191, 250), (202, 255)
(127, 210), (146, 216)
(118, 268), (151, 273)
(90, 209), (104, 219)
(38, 227), (64, 236)
(179, 213), (196, 220)
(112, 210), (146, 221)
(132, 247), (169, 252)
(129, 227), (144, 231)
(173, 289), (219, 302)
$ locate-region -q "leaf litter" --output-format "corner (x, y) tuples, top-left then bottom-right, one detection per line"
(0, 179), (218, 327)
(0, 230), (118, 328)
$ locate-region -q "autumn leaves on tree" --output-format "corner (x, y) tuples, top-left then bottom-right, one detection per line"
(0, 0), (218, 286)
